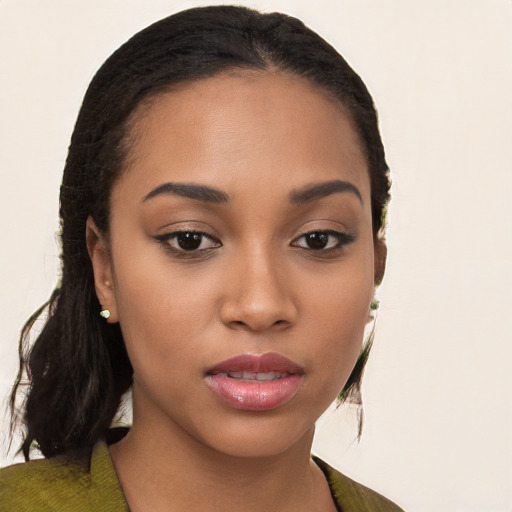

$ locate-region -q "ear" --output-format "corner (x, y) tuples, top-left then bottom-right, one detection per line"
(86, 216), (118, 323)
(373, 237), (387, 286)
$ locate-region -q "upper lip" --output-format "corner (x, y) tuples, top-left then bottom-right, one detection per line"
(207, 352), (304, 375)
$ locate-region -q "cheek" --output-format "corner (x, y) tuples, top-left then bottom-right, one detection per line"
(318, 296), (369, 365)
(300, 248), (374, 387)
(109, 241), (214, 372)
(301, 240), (374, 330)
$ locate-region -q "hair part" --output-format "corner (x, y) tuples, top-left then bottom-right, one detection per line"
(10, 4), (390, 460)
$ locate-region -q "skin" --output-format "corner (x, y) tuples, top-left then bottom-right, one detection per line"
(87, 71), (386, 512)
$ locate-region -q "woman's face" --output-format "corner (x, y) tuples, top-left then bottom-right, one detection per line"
(89, 71), (385, 457)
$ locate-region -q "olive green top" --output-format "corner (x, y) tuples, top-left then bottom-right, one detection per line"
(0, 442), (403, 511)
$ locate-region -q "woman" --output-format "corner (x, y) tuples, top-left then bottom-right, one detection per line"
(1, 6), (402, 511)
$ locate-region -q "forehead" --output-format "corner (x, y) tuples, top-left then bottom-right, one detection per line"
(117, 71), (370, 202)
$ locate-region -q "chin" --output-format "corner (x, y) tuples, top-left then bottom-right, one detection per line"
(189, 410), (317, 460)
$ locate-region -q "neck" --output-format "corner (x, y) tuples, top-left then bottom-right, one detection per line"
(110, 390), (335, 512)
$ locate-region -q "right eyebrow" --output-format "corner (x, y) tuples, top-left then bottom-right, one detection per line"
(141, 182), (230, 204)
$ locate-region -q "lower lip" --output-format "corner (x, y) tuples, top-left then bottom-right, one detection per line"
(205, 374), (304, 411)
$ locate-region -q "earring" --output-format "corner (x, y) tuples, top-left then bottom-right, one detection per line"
(368, 297), (379, 323)
(100, 309), (111, 319)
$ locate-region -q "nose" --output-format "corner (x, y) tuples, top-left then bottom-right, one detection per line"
(219, 247), (298, 332)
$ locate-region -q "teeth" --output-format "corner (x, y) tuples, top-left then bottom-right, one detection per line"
(226, 371), (288, 381)
(253, 372), (278, 381)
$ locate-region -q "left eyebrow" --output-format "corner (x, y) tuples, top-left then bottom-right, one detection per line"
(289, 179), (363, 205)
(142, 182), (230, 204)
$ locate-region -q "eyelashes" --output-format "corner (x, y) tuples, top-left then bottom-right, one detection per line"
(155, 230), (221, 256)
(155, 228), (355, 259)
(291, 230), (355, 252)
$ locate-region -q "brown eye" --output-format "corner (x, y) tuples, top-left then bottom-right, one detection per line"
(304, 232), (329, 250)
(291, 230), (354, 251)
(176, 232), (203, 251)
(156, 231), (221, 252)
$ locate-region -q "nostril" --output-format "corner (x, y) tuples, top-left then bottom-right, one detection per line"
(227, 318), (289, 331)
(269, 319), (290, 330)
(220, 288), (298, 331)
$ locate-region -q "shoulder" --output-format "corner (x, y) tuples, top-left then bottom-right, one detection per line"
(313, 456), (405, 512)
(0, 455), (91, 511)
(0, 441), (128, 512)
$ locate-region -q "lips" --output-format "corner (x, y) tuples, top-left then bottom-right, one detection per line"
(205, 353), (305, 411)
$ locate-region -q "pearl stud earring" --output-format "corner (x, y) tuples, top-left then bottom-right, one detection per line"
(100, 309), (111, 319)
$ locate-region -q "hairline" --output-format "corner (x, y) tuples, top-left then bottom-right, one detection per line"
(110, 67), (371, 217)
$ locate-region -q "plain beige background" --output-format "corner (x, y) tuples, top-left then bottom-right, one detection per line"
(1, 1), (511, 510)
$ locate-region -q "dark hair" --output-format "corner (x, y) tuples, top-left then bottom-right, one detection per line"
(10, 5), (390, 460)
